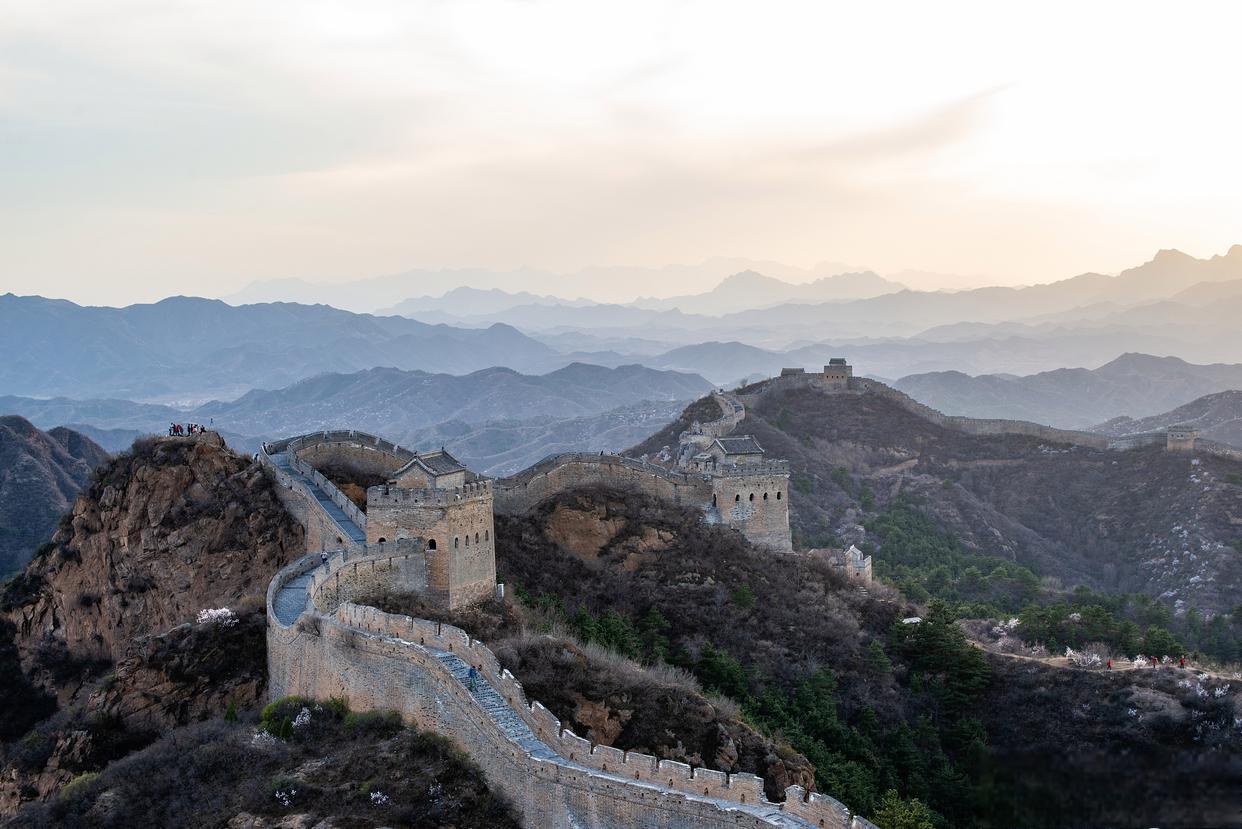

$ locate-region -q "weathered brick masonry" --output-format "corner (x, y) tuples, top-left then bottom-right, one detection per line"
(266, 547), (875, 829)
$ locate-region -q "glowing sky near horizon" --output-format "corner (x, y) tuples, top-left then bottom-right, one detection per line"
(2, 0), (1241, 305)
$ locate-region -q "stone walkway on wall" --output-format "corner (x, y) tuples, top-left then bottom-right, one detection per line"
(422, 642), (811, 827)
(269, 448), (367, 546)
(273, 572), (312, 626)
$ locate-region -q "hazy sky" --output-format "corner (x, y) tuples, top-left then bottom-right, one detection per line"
(3, 0), (1241, 305)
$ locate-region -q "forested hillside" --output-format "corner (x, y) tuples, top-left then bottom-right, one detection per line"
(486, 487), (1241, 828)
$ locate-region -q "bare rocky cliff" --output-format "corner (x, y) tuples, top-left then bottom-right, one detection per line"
(5, 433), (304, 676)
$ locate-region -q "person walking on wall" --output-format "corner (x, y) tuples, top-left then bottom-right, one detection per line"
(320, 551), (329, 568)
(467, 665), (478, 692)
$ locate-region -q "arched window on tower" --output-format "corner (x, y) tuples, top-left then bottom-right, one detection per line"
(475, 532), (479, 543)
(763, 492), (768, 500)
(484, 529), (489, 541)
(377, 537), (387, 543)
(712, 494), (717, 507)
(735, 494), (740, 502)
(428, 539), (437, 550)
(464, 534), (469, 546)
(749, 493), (755, 501)
(454, 537), (459, 549)
(776, 491), (782, 500)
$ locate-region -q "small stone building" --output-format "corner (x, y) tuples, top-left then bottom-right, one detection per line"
(822, 358), (853, 388)
(1166, 425), (1200, 452)
(811, 545), (873, 583)
(392, 449), (469, 489)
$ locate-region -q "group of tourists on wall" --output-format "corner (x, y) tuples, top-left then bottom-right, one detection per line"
(168, 422), (209, 436)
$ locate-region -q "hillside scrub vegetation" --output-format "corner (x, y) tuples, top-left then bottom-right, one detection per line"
(862, 498), (1242, 666)
(489, 487), (995, 825)
(359, 588), (816, 801)
(9, 700), (519, 829)
(491, 486), (1242, 828)
(714, 383), (1242, 616)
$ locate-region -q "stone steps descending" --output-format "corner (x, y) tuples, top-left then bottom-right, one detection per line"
(426, 649), (811, 826)
(432, 650), (562, 760)
(273, 573), (312, 625)
(270, 450), (366, 544)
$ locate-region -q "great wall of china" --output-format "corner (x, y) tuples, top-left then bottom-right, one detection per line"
(258, 431), (874, 829)
(765, 361), (1242, 461)
(255, 361), (1241, 828)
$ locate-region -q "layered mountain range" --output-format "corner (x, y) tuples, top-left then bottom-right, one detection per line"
(892, 353), (1242, 430)
(0, 294), (561, 402)
(0, 363), (712, 475)
(372, 246), (1242, 382)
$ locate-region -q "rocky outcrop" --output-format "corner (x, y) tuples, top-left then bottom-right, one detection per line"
(0, 434), (305, 816)
(0, 417), (108, 577)
(4, 433), (304, 675)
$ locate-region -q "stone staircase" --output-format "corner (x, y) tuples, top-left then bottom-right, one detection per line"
(273, 572), (312, 626)
(433, 651), (562, 762)
(269, 449), (367, 545)
(427, 648), (809, 827)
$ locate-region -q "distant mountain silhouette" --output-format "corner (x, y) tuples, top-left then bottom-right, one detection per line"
(0, 294), (560, 401)
(629, 269), (905, 314)
(0, 417), (108, 574)
(223, 258), (866, 313)
(894, 353), (1242, 428)
(2, 364), (712, 466)
(381, 286), (597, 319)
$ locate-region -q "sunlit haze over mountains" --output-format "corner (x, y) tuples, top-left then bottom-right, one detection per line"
(4, 1), (1242, 305)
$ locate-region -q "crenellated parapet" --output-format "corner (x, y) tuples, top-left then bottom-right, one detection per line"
(368, 479), (493, 507)
(265, 429), (416, 463)
(266, 544), (865, 828)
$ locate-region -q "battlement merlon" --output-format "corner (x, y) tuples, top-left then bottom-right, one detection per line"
(697, 460), (790, 478)
(367, 480), (493, 507)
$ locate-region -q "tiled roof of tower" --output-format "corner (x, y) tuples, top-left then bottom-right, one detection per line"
(417, 449), (467, 475)
(394, 448), (468, 479)
(713, 436), (765, 455)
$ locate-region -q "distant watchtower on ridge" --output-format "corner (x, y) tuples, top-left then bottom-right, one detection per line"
(822, 358), (853, 388)
(1166, 424), (1200, 452)
(776, 358), (857, 392)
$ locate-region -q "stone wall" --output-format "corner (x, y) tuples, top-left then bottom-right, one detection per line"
(699, 393), (746, 439)
(366, 482), (496, 609)
(709, 469), (792, 552)
(294, 440), (407, 480)
(495, 453), (793, 552)
(267, 431), (415, 463)
(308, 543), (429, 613)
(1194, 438), (1242, 463)
(266, 551), (869, 829)
(1106, 432), (1166, 450)
(290, 455), (368, 532)
(496, 453), (713, 515)
(259, 451), (360, 553)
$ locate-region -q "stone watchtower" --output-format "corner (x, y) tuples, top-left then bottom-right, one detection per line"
(269, 432), (496, 611)
(685, 436), (792, 552)
(822, 358), (853, 388)
(365, 449), (496, 609)
(1166, 425), (1200, 452)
